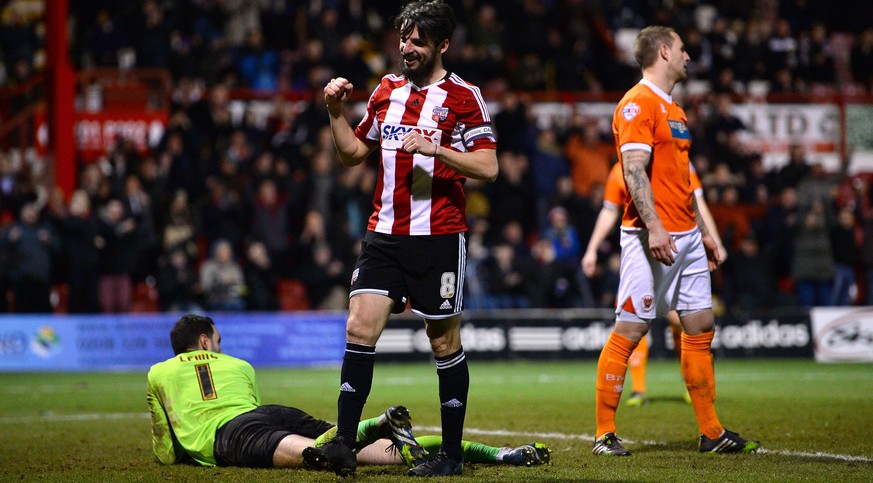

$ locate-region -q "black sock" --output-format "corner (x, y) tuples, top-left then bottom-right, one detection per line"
(435, 347), (469, 462)
(336, 342), (375, 449)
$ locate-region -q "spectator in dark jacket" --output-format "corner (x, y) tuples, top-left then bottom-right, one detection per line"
(243, 241), (279, 311)
(57, 191), (101, 313)
(0, 203), (58, 312)
(96, 198), (138, 313)
(157, 247), (202, 312)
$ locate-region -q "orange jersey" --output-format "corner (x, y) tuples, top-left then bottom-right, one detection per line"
(603, 162), (626, 207)
(603, 161), (703, 208)
(612, 80), (696, 233)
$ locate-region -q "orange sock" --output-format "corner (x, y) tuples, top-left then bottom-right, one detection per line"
(595, 332), (637, 438)
(681, 331), (723, 439)
(628, 335), (648, 394)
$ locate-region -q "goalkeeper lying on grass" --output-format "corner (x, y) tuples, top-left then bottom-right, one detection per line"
(147, 314), (551, 469)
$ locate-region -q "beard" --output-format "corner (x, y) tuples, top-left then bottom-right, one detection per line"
(401, 51), (438, 85)
(675, 63), (688, 82)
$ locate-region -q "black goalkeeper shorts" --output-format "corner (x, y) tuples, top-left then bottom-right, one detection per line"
(213, 404), (333, 468)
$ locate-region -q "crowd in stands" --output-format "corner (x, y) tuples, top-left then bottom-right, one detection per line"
(1, 0), (873, 316)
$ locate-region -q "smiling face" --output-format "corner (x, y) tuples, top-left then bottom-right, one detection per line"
(399, 24), (445, 85)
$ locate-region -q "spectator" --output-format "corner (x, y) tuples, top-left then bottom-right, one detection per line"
(776, 143), (812, 192)
(96, 198), (138, 313)
(135, 0), (172, 69)
(531, 237), (584, 308)
(529, 129), (569, 231)
(200, 239), (246, 311)
(486, 151), (536, 238)
(199, 179), (246, 251)
(799, 23), (836, 88)
(249, 178), (291, 272)
(157, 247), (202, 312)
(123, 174), (159, 282)
(564, 115), (614, 198)
(725, 233), (772, 316)
(463, 217), (492, 310)
(236, 28), (279, 91)
(542, 205), (591, 307)
(850, 28), (873, 92)
(0, 203), (57, 312)
(242, 241), (279, 311)
(333, 33), (373, 89)
(161, 190), (199, 260)
(542, 206), (582, 265)
(830, 207), (858, 306)
(791, 202), (835, 307)
(762, 187), (800, 290)
(704, 94), (747, 171)
(708, 185), (751, 253)
(56, 191), (101, 314)
(734, 19), (768, 83)
(706, 16), (737, 83)
(294, 241), (347, 311)
(480, 242), (536, 309)
(492, 92), (532, 155)
(766, 19), (798, 83)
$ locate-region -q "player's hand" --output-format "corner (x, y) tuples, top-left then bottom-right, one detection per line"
(647, 224), (677, 266)
(716, 241), (728, 265)
(324, 77), (353, 117)
(401, 131), (437, 156)
(702, 233), (721, 271)
(581, 250), (597, 277)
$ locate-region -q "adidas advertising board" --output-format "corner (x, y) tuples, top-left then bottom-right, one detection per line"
(0, 309), (833, 371)
(377, 309), (816, 362)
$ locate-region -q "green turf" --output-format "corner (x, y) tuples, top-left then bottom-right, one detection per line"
(1, 359), (871, 481)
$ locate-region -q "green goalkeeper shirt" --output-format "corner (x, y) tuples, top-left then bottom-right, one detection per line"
(147, 350), (260, 466)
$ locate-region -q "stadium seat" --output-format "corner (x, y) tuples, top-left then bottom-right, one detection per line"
(51, 283), (69, 314)
(277, 279), (310, 311)
(131, 281), (160, 313)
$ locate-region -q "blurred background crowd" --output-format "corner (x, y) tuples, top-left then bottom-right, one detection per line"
(0, 0), (872, 317)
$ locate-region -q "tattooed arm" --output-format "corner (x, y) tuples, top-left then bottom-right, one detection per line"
(622, 149), (677, 266)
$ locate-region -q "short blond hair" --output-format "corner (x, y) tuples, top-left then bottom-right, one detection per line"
(633, 26), (677, 69)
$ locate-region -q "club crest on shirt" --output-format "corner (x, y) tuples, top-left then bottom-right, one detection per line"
(642, 295), (654, 311)
(622, 102), (641, 121)
(432, 106), (449, 122)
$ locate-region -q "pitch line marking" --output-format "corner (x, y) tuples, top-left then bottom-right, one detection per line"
(416, 425), (873, 463)
(2, 412), (870, 463)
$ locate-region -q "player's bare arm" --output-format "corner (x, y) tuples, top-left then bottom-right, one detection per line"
(582, 204), (620, 277)
(400, 131), (498, 182)
(623, 149), (677, 265)
(324, 77), (376, 167)
(693, 192), (727, 265)
(692, 195), (721, 271)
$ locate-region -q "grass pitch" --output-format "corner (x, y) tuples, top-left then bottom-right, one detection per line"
(1, 359), (871, 481)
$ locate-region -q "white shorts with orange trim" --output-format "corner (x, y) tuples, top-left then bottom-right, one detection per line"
(614, 228), (712, 323)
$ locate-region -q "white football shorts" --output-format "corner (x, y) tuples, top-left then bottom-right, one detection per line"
(614, 228), (712, 323)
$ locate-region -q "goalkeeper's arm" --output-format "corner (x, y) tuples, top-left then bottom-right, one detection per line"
(147, 381), (184, 464)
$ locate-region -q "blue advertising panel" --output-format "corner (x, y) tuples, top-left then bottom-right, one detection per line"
(0, 313), (346, 372)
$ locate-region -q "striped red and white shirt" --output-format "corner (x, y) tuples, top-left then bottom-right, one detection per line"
(354, 72), (496, 235)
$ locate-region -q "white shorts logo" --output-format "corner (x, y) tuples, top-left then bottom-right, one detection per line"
(642, 295), (654, 312)
(622, 102), (641, 121)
